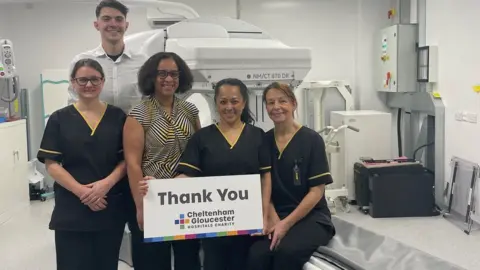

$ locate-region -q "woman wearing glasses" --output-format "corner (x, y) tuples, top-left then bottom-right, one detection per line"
(37, 58), (128, 270)
(123, 52), (202, 270)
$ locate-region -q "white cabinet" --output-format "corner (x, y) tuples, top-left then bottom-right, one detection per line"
(0, 120), (29, 225)
(329, 111), (393, 201)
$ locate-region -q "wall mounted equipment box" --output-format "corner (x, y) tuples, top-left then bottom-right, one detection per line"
(376, 24), (417, 92)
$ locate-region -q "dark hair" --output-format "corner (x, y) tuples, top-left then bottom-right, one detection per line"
(70, 58), (105, 79)
(262, 82), (297, 105)
(137, 52), (194, 96)
(214, 78), (255, 124)
(96, 0), (129, 18)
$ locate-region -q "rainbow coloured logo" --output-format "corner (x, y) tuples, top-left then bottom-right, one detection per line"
(175, 214), (190, 230)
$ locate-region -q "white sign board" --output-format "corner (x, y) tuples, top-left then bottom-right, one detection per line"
(143, 174), (263, 242)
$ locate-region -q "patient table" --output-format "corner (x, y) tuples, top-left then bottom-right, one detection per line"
(306, 216), (465, 270)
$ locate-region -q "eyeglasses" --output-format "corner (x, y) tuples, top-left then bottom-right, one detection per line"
(74, 77), (103, 86)
(157, 70), (180, 79)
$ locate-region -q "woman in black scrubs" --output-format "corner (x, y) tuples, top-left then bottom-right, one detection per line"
(37, 59), (128, 270)
(247, 82), (336, 270)
(171, 78), (271, 270)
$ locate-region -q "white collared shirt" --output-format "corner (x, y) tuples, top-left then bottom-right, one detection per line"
(68, 45), (148, 113)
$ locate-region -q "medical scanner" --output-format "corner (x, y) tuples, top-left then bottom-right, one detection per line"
(125, 16), (311, 130)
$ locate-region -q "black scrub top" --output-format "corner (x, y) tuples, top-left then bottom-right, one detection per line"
(176, 123), (271, 178)
(265, 126), (335, 231)
(37, 104), (128, 232)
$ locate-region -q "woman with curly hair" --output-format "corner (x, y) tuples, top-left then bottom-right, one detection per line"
(123, 52), (201, 270)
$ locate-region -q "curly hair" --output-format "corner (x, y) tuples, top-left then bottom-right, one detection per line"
(137, 52), (194, 96)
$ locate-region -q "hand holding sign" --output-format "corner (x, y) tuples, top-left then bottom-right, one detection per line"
(140, 175), (189, 198)
(143, 174), (263, 242)
(139, 176), (153, 197)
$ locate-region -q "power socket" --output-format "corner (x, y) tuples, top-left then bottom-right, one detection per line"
(455, 111), (464, 121)
(465, 112), (478, 123)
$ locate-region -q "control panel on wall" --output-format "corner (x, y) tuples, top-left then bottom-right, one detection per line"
(376, 24), (417, 93)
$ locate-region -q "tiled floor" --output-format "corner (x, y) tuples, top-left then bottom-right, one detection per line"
(1, 200), (480, 270)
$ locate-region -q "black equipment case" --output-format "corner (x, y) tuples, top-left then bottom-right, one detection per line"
(354, 159), (436, 218)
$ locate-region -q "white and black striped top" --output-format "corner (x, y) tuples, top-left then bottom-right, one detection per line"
(129, 96), (199, 179)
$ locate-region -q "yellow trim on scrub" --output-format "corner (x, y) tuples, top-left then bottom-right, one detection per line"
(73, 102), (107, 136)
(39, 148), (62, 155)
(308, 172), (331, 180)
(215, 123), (246, 149)
(178, 162), (202, 172)
(275, 126), (302, 159)
(260, 166), (272, 171)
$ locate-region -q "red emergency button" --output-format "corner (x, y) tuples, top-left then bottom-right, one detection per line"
(0, 72), (4, 77)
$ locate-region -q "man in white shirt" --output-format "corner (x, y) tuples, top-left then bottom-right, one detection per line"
(68, 1), (148, 269)
(68, 0), (147, 113)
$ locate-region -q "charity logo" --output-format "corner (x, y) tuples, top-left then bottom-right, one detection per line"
(174, 213), (190, 230)
(173, 210), (236, 230)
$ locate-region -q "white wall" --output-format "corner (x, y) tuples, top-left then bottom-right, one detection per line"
(241, 0), (357, 86)
(239, 0), (389, 112)
(0, 7), (8, 97)
(425, 0), (480, 182)
(0, 8), (7, 35)
(0, 6), (11, 100)
(355, 0), (391, 112)
(1, 0), (391, 159)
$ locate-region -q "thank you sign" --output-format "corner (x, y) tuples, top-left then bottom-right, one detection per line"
(143, 174), (263, 242)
